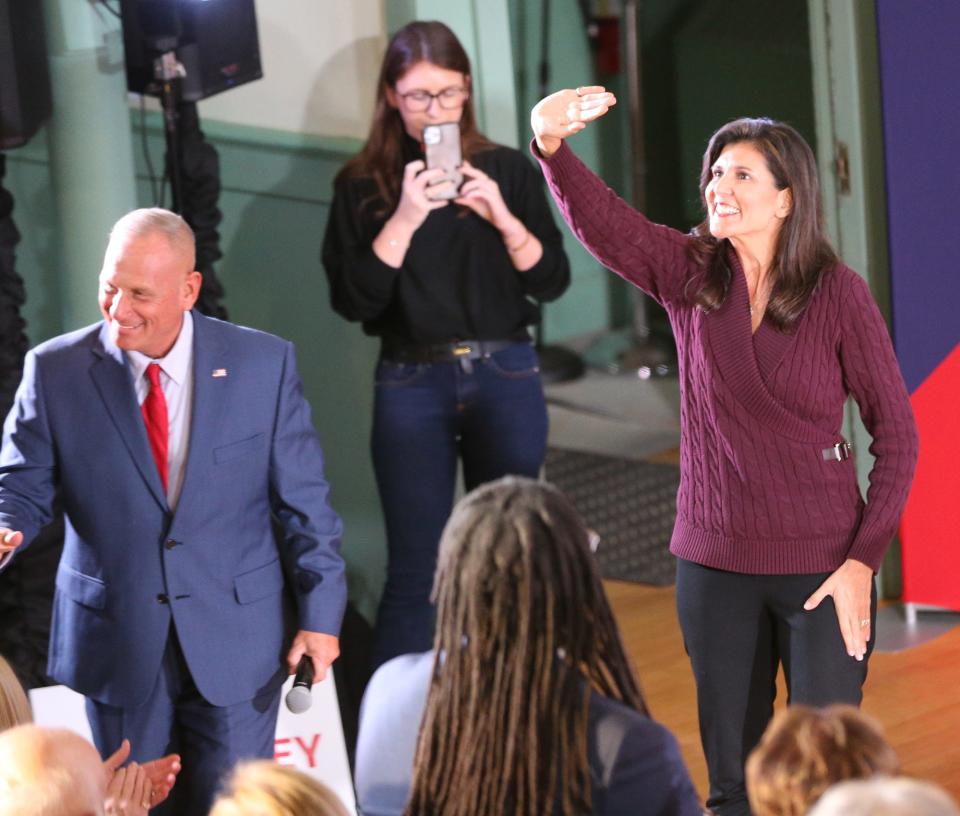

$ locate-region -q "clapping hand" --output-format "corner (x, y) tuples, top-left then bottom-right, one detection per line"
(104, 739), (181, 809)
(104, 761), (152, 815)
(531, 85), (617, 157)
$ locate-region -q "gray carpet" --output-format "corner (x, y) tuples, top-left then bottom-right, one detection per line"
(544, 447), (680, 586)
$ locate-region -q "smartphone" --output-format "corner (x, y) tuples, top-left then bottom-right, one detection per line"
(423, 122), (463, 201)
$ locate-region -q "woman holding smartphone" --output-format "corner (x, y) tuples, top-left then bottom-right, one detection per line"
(322, 20), (570, 668)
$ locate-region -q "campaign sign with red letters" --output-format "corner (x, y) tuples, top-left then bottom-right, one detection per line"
(29, 674), (357, 814)
(273, 673), (357, 812)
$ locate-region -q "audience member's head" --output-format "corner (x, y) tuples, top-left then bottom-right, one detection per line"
(746, 704), (900, 816)
(0, 725), (106, 816)
(407, 476), (647, 816)
(0, 655), (32, 731)
(208, 761), (349, 816)
(808, 776), (960, 816)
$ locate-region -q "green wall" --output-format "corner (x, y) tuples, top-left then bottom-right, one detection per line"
(672, 0), (816, 226)
(507, 0), (613, 341)
(633, 0), (816, 231)
(3, 136), (62, 345)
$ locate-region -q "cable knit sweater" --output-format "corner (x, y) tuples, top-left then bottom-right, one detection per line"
(536, 141), (918, 574)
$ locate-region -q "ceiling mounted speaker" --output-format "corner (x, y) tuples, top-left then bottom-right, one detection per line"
(0, 0), (53, 149)
(120, 0), (263, 102)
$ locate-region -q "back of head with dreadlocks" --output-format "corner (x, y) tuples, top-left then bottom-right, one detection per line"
(404, 476), (648, 816)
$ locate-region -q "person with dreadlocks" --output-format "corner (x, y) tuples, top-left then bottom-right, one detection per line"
(353, 476), (702, 816)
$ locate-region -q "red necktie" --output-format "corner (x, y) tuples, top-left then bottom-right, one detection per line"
(141, 363), (169, 494)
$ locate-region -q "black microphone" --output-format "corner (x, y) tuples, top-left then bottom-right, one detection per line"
(284, 655), (314, 714)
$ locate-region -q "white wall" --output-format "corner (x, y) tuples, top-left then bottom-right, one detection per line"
(192, 0), (387, 139)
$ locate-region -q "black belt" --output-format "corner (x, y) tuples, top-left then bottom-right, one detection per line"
(381, 339), (521, 364)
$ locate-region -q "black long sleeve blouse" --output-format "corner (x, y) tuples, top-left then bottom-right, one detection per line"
(321, 137), (571, 347)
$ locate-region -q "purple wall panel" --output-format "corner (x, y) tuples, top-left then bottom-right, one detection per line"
(875, 0), (960, 392)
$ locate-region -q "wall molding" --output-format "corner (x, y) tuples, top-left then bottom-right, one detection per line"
(131, 110), (362, 206)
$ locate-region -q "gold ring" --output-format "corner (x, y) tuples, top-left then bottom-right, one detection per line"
(859, 618), (870, 627)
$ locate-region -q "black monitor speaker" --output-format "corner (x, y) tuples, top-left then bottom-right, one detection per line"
(120, 0), (262, 102)
(0, 0), (53, 150)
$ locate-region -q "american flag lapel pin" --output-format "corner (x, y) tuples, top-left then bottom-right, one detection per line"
(212, 368), (228, 378)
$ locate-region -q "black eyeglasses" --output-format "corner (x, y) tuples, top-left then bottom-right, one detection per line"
(398, 86), (468, 112)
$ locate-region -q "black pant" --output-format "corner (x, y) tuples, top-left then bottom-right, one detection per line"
(675, 559), (877, 816)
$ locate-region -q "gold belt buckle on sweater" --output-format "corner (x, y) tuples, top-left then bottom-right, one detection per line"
(822, 441), (853, 462)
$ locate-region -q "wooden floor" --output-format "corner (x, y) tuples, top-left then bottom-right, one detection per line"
(606, 580), (960, 802)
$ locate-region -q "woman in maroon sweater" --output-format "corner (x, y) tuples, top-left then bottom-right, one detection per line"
(530, 88), (919, 815)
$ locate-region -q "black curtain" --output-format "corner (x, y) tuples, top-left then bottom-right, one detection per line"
(0, 153), (62, 690)
(173, 101), (228, 319)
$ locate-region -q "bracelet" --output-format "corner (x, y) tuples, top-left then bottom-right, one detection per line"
(506, 229), (531, 253)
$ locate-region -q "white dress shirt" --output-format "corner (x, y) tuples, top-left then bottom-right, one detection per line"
(126, 311), (194, 510)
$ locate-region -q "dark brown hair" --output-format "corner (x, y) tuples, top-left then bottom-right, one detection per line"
(687, 118), (838, 331)
(745, 704), (900, 816)
(405, 477), (648, 816)
(338, 20), (494, 214)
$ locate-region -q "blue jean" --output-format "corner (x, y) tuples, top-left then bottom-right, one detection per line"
(370, 342), (548, 668)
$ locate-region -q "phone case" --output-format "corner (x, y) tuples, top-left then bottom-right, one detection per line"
(423, 122), (463, 200)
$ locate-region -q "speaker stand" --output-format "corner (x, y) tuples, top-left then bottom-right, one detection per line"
(154, 50), (185, 213)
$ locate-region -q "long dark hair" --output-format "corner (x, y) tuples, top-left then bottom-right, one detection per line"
(405, 477), (648, 816)
(338, 20), (494, 214)
(687, 118), (838, 331)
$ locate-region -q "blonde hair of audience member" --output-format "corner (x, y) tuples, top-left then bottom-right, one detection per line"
(0, 672), (157, 815)
(0, 655), (32, 731)
(406, 477), (648, 816)
(208, 761), (350, 816)
(0, 725), (107, 816)
(808, 776), (960, 816)
(745, 704), (899, 816)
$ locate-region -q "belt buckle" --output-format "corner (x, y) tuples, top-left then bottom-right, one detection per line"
(452, 343), (473, 357)
(823, 441), (852, 462)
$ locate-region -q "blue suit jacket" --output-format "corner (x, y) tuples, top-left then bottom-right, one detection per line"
(0, 312), (346, 708)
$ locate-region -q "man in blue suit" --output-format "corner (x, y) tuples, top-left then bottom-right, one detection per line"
(0, 208), (347, 815)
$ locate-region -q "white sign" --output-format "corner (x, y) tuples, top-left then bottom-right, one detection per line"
(29, 676), (357, 815)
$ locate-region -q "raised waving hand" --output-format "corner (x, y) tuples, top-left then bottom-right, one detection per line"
(531, 86), (617, 157)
